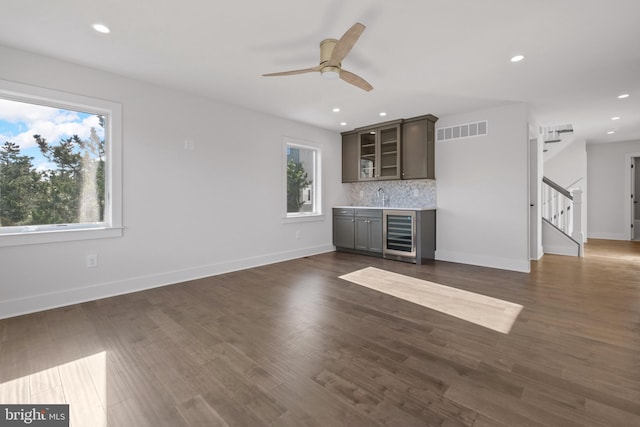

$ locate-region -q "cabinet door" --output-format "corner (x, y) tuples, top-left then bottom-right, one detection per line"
(402, 117), (436, 180)
(415, 210), (436, 263)
(358, 130), (377, 180)
(368, 216), (383, 253)
(378, 125), (401, 180)
(354, 217), (370, 250)
(333, 215), (355, 248)
(342, 131), (359, 183)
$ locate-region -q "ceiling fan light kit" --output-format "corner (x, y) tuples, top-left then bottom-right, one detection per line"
(262, 23), (373, 91)
(321, 67), (340, 80)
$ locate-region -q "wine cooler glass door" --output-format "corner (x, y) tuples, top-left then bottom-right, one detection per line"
(383, 210), (416, 261)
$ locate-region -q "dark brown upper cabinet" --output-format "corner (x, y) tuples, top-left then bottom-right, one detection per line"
(402, 114), (438, 180)
(341, 115), (437, 182)
(341, 131), (359, 183)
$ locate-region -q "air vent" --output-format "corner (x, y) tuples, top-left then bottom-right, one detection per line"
(436, 120), (488, 142)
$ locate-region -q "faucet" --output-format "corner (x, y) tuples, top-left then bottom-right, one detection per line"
(377, 187), (387, 207)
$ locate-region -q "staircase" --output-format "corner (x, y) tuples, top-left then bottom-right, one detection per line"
(541, 176), (584, 257)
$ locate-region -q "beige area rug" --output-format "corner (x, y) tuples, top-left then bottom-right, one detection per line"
(339, 267), (523, 334)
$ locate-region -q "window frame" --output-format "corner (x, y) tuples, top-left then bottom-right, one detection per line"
(0, 79), (123, 247)
(283, 138), (323, 222)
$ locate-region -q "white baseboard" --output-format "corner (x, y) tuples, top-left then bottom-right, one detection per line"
(531, 245), (544, 261)
(587, 232), (629, 241)
(0, 244), (335, 320)
(435, 249), (530, 273)
(543, 244), (579, 257)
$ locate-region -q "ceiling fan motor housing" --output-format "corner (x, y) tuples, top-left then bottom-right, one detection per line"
(320, 39), (340, 68)
(319, 39), (340, 79)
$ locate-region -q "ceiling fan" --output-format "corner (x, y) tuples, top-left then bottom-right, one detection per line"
(262, 22), (373, 92)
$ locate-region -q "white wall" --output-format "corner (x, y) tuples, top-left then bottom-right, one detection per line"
(544, 138), (587, 188)
(435, 103), (530, 272)
(0, 45), (348, 319)
(544, 138), (588, 241)
(587, 139), (640, 240)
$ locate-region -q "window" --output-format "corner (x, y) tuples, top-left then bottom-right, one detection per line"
(285, 140), (321, 219)
(0, 79), (122, 246)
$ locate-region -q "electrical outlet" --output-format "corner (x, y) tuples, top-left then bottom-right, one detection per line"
(295, 230), (301, 239)
(183, 139), (195, 150)
(359, 190), (364, 199)
(86, 254), (98, 268)
(413, 189), (419, 197)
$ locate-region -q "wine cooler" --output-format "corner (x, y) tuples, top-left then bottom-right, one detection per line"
(383, 210), (417, 263)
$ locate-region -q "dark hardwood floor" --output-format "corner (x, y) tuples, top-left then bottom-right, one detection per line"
(1, 239), (640, 426)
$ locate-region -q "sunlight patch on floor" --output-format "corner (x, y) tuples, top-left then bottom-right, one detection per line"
(0, 351), (107, 426)
(340, 267), (523, 334)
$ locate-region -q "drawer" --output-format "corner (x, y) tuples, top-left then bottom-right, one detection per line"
(333, 208), (354, 216)
(355, 209), (382, 218)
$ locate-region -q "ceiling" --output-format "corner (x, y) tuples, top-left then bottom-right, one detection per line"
(1, 0), (639, 146)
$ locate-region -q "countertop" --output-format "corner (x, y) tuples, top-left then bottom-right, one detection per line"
(334, 206), (436, 211)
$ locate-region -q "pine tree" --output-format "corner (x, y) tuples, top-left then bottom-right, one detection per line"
(287, 159), (311, 212)
(29, 124), (105, 225)
(35, 134), (83, 224)
(0, 141), (38, 226)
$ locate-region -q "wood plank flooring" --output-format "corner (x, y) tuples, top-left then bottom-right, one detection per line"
(1, 238), (640, 426)
(339, 267), (523, 334)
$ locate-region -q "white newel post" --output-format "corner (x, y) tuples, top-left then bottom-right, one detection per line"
(571, 189), (584, 257)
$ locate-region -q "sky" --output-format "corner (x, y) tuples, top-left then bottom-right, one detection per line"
(0, 97), (104, 171)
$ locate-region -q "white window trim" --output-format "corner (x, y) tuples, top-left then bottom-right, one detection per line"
(0, 79), (123, 247)
(282, 137), (323, 222)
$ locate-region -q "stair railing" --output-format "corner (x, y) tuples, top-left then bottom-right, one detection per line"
(542, 176), (584, 256)
(543, 177), (573, 234)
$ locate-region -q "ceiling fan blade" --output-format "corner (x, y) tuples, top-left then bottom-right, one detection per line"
(263, 65), (322, 77)
(340, 69), (373, 92)
(329, 23), (365, 65)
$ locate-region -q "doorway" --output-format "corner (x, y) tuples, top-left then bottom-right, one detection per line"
(528, 123), (542, 260)
(633, 157), (640, 240)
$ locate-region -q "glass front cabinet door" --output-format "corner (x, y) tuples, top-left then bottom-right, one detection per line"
(358, 123), (400, 180)
(358, 130), (376, 179)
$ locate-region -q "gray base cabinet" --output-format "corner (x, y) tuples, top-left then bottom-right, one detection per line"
(333, 208), (355, 248)
(333, 208), (382, 255)
(334, 207), (436, 264)
(415, 209), (436, 263)
(355, 210), (382, 253)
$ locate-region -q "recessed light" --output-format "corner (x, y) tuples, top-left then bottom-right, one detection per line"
(510, 55), (524, 62)
(379, 112), (387, 117)
(92, 23), (110, 34)
(618, 93), (630, 99)
(332, 108), (340, 113)
(370, 131), (376, 135)
(611, 116), (621, 121)
(340, 122), (347, 126)
(607, 130), (616, 135)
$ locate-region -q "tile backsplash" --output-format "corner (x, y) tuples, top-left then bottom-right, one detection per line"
(348, 179), (436, 208)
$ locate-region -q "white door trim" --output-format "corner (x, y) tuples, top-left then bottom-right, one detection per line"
(624, 153), (640, 240)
